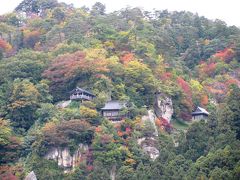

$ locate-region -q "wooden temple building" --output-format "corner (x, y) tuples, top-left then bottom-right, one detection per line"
(191, 107), (209, 121)
(101, 101), (128, 121)
(70, 87), (95, 101)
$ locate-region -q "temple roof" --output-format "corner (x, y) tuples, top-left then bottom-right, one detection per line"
(70, 87), (95, 96)
(192, 107), (209, 116)
(101, 101), (126, 110)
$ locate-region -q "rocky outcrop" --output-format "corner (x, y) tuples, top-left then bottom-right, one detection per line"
(56, 100), (72, 108)
(154, 92), (173, 122)
(24, 171), (37, 180)
(142, 110), (158, 137)
(44, 144), (89, 173)
(110, 165), (117, 180)
(139, 110), (160, 160)
(138, 137), (159, 160)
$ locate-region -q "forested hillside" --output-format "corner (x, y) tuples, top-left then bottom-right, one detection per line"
(0, 0), (240, 179)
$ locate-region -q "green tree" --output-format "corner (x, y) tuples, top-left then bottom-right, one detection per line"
(7, 79), (41, 130)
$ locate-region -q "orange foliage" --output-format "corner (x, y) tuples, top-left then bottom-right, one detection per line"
(205, 78), (239, 102)
(117, 131), (124, 137)
(205, 81), (229, 102)
(201, 94), (209, 106)
(155, 118), (163, 129)
(226, 78), (239, 86)
(155, 118), (172, 131)
(120, 52), (135, 64)
(43, 51), (109, 84)
(0, 38), (12, 52)
(198, 62), (217, 77)
(177, 77), (192, 96)
(213, 48), (235, 62)
(95, 126), (102, 133)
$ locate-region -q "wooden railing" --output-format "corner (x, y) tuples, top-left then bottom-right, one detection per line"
(70, 94), (93, 100)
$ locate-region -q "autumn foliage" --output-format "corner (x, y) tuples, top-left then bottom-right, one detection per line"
(177, 77), (192, 96)
(42, 120), (94, 147)
(23, 30), (41, 49)
(43, 51), (109, 84)
(198, 61), (217, 77)
(0, 165), (23, 180)
(120, 52), (135, 64)
(155, 118), (172, 132)
(213, 48), (235, 62)
(0, 38), (12, 52)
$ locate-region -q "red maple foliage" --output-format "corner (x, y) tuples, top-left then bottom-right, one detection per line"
(160, 72), (172, 81)
(177, 77), (192, 96)
(86, 165), (94, 171)
(155, 118), (172, 131)
(213, 48), (235, 63)
(198, 62), (217, 77)
(226, 78), (239, 87)
(120, 52), (135, 64)
(176, 77), (193, 118)
(0, 38), (12, 52)
(43, 51), (109, 84)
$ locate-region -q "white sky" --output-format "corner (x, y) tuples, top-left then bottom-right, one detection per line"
(1, 0), (240, 27)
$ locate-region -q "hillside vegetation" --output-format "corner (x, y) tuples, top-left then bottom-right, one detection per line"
(0, 0), (240, 179)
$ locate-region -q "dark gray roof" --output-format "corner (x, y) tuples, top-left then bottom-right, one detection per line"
(101, 101), (126, 110)
(192, 107), (209, 115)
(70, 87), (95, 96)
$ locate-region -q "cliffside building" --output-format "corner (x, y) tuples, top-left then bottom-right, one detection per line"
(70, 87), (95, 101)
(191, 107), (209, 121)
(101, 101), (128, 121)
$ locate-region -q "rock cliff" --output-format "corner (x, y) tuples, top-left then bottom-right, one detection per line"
(24, 171), (37, 180)
(44, 144), (89, 173)
(140, 110), (159, 160)
(154, 92), (173, 122)
(138, 93), (173, 160)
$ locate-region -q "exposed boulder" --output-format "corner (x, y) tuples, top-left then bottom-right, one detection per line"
(154, 92), (173, 123)
(24, 171), (37, 180)
(139, 110), (160, 160)
(44, 144), (89, 173)
(137, 137), (159, 160)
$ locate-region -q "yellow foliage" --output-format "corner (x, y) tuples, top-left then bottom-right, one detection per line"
(125, 158), (136, 166)
(203, 39), (210, 46)
(9, 80), (40, 110)
(190, 79), (203, 92)
(80, 106), (98, 118)
(84, 48), (107, 60)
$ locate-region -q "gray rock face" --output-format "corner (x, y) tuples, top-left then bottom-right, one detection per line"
(140, 110), (160, 160)
(110, 165), (117, 180)
(44, 144), (89, 173)
(142, 110), (158, 137)
(24, 171), (37, 180)
(154, 92), (173, 122)
(137, 137), (159, 160)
